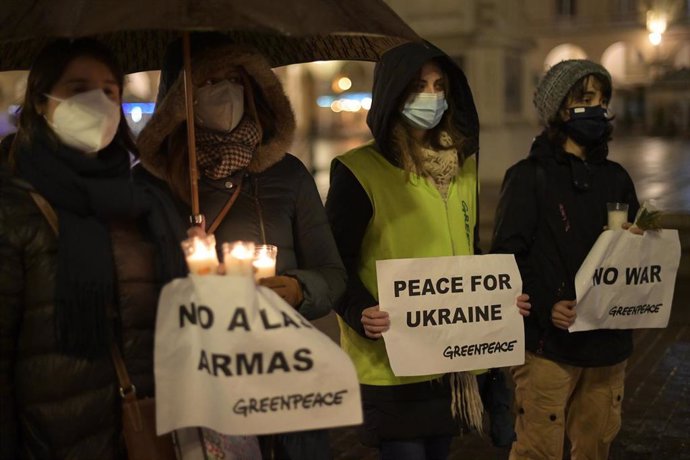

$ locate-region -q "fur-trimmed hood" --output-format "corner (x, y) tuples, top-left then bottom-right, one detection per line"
(137, 41), (295, 181)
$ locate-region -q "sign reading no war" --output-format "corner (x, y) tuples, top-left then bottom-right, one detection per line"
(571, 229), (681, 332)
(376, 254), (524, 376)
(154, 275), (362, 436)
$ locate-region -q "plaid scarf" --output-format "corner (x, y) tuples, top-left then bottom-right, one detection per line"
(196, 117), (261, 179)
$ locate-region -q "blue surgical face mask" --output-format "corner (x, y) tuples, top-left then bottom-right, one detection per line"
(401, 92), (448, 130)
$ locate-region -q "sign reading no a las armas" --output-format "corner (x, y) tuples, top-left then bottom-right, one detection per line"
(376, 254), (524, 376)
(154, 275), (362, 436)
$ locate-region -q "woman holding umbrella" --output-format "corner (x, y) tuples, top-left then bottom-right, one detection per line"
(137, 35), (346, 459)
(0, 38), (186, 458)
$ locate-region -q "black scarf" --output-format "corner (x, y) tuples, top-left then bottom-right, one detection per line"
(15, 132), (187, 358)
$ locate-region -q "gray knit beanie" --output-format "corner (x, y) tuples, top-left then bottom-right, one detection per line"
(533, 59), (611, 125)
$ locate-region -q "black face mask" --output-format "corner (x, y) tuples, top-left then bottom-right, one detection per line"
(564, 106), (610, 147)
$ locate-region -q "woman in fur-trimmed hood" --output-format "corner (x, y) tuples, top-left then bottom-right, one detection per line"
(137, 36), (345, 459)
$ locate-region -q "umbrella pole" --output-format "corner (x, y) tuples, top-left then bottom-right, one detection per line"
(182, 31), (203, 226)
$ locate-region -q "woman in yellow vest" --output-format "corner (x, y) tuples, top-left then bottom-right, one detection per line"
(325, 41), (530, 459)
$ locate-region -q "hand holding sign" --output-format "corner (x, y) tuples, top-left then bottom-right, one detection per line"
(361, 305), (389, 339)
(551, 300), (577, 330)
(517, 293), (531, 317)
(259, 275), (304, 307)
(376, 254), (525, 376)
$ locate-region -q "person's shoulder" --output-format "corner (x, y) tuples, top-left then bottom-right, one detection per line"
(268, 153), (312, 177)
(603, 158), (629, 172)
(338, 140), (377, 160)
(602, 159), (634, 180)
(0, 172), (41, 241)
(506, 157), (540, 176)
(132, 162), (169, 187)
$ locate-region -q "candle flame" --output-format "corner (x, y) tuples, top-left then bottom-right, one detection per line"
(186, 236), (217, 260)
(229, 242), (254, 260)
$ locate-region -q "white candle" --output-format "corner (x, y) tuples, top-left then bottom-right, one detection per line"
(607, 202), (629, 230)
(253, 244), (277, 282)
(608, 210), (628, 230)
(181, 236), (219, 275)
(222, 241), (255, 277)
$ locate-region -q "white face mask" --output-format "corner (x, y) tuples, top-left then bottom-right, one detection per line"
(194, 80), (244, 132)
(401, 92), (448, 130)
(46, 89), (121, 156)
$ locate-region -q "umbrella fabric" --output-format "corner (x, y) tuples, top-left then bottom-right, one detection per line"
(0, 0), (419, 71)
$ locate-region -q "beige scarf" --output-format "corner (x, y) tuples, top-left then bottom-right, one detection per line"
(450, 372), (485, 434)
(417, 131), (484, 432)
(419, 131), (459, 200)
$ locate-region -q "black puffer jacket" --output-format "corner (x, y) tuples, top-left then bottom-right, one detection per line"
(491, 132), (639, 366)
(0, 141), (172, 459)
(137, 44), (345, 321)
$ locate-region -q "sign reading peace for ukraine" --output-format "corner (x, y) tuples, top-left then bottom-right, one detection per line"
(377, 254), (524, 376)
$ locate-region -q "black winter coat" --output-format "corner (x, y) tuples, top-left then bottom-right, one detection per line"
(0, 156), (171, 459)
(491, 132), (639, 367)
(194, 154), (346, 320)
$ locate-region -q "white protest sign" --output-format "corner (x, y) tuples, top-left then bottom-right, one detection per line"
(154, 275), (362, 436)
(571, 229), (681, 332)
(377, 255), (524, 376)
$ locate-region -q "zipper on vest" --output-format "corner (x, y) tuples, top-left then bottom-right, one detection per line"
(444, 200), (457, 255)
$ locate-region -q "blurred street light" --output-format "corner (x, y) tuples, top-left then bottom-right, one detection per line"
(647, 10), (667, 46)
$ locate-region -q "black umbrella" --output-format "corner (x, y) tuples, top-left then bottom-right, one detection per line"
(0, 0), (418, 70)
(0, 0), (419, 218)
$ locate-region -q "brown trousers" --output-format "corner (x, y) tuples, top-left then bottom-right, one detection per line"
(510, 352), (626, 460)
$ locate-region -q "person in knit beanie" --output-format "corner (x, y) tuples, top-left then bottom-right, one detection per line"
(491, 59), (641, 459)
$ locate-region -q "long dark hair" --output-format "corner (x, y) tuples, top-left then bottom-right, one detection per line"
(546, 73), (614, 148)
(390, 58), (466, 175)
(12, 38), (135, 157)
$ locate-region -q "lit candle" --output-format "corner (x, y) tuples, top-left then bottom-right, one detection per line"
(607, 202), (629, 230)
(253, 244), (278, 282)
(222, 241), (255, 277)
(181, 235), (219, 275)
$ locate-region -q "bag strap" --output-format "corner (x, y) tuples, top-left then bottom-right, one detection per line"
(29, 191), (59, 235)
(28, 190), (138, 402)
(207, 174), (244, 235)
(110, 343), (138, 402)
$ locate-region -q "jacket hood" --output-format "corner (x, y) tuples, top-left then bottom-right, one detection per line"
(528, 130), (609, 192)
(366, 41), (479, 160)
(137, 38), (295, 180)
(528, 132), (555, 161)
(528, 130), (609, 164)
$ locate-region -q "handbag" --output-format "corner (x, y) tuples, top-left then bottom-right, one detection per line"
(111, 344), (177, 460)
(28, 190), (176, 459)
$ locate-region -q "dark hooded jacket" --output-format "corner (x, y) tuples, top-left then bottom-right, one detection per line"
(0, 133), (186, 459)
(491, 132), (639, 366)
(326, 41), (480, 336)
(325, 41), (481, 446)
(137, 43), (345, 321)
